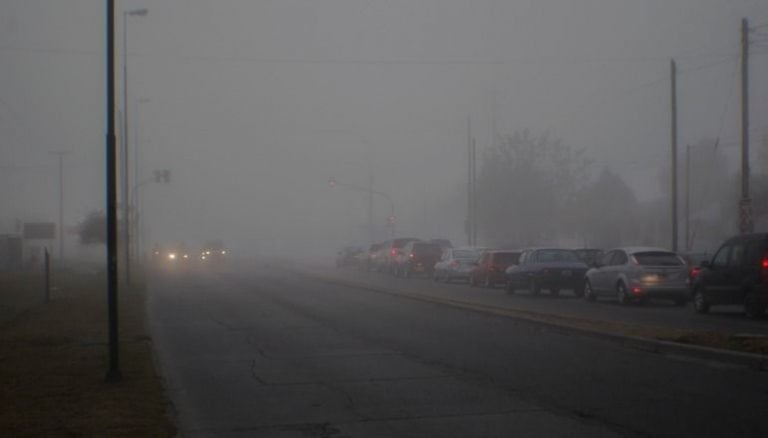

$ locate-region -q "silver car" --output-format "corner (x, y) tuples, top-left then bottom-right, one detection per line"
(584, 247), (689, 306)
(433, 247), (484, 283)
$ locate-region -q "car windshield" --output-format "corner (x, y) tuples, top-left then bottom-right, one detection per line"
(535, 249), (578, 263)
(494, 252), (520, 264)
(393, 238), (418, 248)
(412, 243), (442, 256)
(453, 250), (480, 260)
(633, 251), (684, 266)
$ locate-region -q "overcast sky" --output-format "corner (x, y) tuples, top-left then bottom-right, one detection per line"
(1, 0), (767, 256)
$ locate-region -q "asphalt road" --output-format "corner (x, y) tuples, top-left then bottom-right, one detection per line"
(312, 262), (768, 336)
(148, 262), (768, 437)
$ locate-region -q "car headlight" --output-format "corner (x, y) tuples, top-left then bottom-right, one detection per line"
(168, 253), (176, 260)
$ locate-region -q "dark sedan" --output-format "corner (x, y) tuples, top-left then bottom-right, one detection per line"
(505, 248), (588, 296)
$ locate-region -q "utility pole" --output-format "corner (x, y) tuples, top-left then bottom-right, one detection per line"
(471, 138), (478, 246)
(368, 165), (375, 244)
(685, 145), (690, 251)
(50, 151), (68, 264)
(122, 13), (130, 285)
(467, 115), (473, 246)
(670, 59), (678, 252)
(739, 17), (752, 234)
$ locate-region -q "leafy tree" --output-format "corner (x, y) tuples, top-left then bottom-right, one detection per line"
(78, 210), (107, 245)
(475, 130), (589, 246)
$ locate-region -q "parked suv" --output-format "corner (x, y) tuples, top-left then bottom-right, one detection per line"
(393, 241), (442, 277)
(691, 233), (768, 318)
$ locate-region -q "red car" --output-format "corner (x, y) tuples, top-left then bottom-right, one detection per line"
(470, 250), (522, 288)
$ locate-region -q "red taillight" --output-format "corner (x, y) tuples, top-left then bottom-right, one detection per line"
(391, 249), (397, 256)
(690, 267), (701, 279)
(632, 287), (643, 295)
(762, 258), (768, 282)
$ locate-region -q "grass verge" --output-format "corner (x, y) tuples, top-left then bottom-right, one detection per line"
(0, 269), (176, 437)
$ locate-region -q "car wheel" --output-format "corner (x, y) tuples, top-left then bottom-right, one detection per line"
(530, 279), (540, 295)
(506, 281), (516, 294)
(744, 295), (767, 319)
(616, 282), (630, 305)
(583, 281), (596, 302)
(573, 283), (585, 298)
(693, 288), (709, 314)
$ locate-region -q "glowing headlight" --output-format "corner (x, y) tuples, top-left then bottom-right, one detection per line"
(205, 251), (211, 255)
(183, 254), (189, 259)
(201, 255), (206, 260)
(221, 250), (227, 255)
(168, 253), (177, 260)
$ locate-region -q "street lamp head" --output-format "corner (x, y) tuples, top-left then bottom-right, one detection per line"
(127, 8), (148, 17)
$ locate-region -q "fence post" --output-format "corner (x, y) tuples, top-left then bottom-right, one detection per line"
(44, 248), (50, 303)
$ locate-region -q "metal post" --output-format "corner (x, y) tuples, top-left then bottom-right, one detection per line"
(670, 59), (678, 252)
(106, 0), (122, 383)
(740, 18), (752, 234)
(44, 248), (50, 303)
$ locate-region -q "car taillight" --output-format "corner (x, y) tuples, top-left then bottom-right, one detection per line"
(762, 258), (768, 282)
(391, 249), (397, 256)
(690, 267), (701, 279)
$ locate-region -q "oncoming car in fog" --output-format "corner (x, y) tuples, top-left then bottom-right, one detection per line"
(152, 243), (192, 266)
(200, 240), (228, 263)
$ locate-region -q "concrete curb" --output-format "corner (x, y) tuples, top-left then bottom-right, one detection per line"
(295, 269), (768, 373)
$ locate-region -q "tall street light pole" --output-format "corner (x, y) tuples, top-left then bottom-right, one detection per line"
(670, 59), (678, 252)
(105, 0), (121, 383)
(49, 151), (69, 265)
(122, 7), (147, 285)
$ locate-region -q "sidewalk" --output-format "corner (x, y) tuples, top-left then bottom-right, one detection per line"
(0, 269), (175, 436)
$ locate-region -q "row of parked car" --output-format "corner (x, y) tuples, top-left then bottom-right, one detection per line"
(336, 233), (768, 318)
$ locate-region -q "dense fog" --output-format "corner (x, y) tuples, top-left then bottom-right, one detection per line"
(2, 0), (768, 262)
